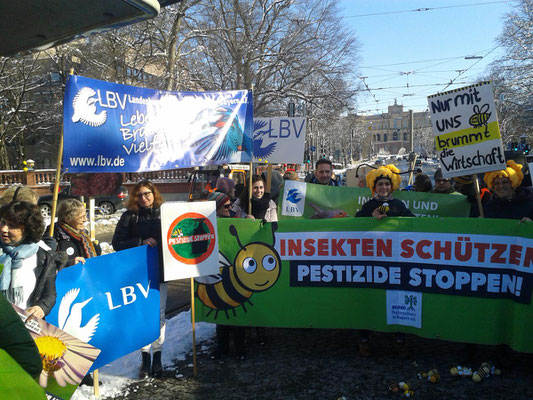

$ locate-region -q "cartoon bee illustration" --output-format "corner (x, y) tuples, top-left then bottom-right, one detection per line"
(195, 223), (281, 319)
(469, 104), (491, 134)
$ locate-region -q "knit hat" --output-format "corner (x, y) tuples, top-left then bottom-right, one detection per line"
(366, 164), (402, 194)
(208, 191), (230, 210)
(483, 160), (523, 190)
(453, 175), (473, 185)
(215, 177), (235, 195)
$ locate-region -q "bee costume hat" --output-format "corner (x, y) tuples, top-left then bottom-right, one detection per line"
(366, 164), (402, 195)
(483, 160), (523, 190)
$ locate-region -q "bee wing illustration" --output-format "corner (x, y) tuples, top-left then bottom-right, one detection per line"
(194, 251), (231, 285)
(57, 288), (80, 330)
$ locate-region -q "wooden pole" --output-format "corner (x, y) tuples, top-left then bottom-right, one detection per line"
(473, 175), (485, 218)
(190, 278), (198, 377)
(248, 162), (253, 215)
(265, 164), (273, 193)
(93, 369), (100, 397)
(48, 131), (63, 237)
(408, 153), (417, 186)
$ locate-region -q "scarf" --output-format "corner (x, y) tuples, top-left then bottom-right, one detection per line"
(244, 194), (272, 219)
(373, 193), (393, 202)
(60, 223), (97, 259)
(0, 241), (40, 304)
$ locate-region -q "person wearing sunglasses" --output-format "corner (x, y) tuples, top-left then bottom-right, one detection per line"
(112, 180), (166, 379)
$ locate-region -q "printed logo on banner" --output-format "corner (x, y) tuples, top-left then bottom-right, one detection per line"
(253, 119), (277, 158)
(167, 212), (216, 264)
(57, 288), (100, 343)
(386, 290), (422, 328)
(282, 180), (307, 216)
(71, 87), (107, 127)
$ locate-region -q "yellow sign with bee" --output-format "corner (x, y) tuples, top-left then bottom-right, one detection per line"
(428, 81), (505, 178)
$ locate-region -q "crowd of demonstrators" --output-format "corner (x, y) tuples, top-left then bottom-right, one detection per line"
(207, 191), (248, 360)
(306, 158), (341, 186)
(231, 175), (278, 222)
(355, 165), (414, 357)
(483, 160), (533, 221)
(112, 180), (166, 379)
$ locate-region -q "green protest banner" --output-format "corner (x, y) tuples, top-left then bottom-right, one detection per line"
(195, 218), (533, 353)
(278, 181), (470, 219)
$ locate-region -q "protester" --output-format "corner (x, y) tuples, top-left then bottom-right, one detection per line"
(215, 177), (236, 199)
(0, 186), (39, 206)
(355, 165), (414, 357)
(208, 191), (247, 360)
(0, 201), (56, 319)
(283, 170), (299, 181)
(308, 159), (340, 186)
(483, 160), (533, 221)
(413, 174), (432, 192)
(231, 175), (278, 222)
(432, 170), (460, 195)
(453, 175), (490, 218)
(53, 199), (101, 268)
(356, 164), (414, 220)
(112, 180), (166, 379)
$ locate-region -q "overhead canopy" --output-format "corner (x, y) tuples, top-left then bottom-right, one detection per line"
(0, 0), (181, 56)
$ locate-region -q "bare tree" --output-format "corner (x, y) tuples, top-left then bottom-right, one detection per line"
(488, 0), (533, 142)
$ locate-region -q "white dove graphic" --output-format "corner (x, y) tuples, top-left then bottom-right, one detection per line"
(71, 87), (107, 127)
(57, 288), (100, 343)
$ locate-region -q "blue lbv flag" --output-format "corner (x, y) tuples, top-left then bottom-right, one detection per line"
(47, 246), (160, 371)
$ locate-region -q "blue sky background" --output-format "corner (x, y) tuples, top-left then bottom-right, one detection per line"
(338, 0), (514, 114)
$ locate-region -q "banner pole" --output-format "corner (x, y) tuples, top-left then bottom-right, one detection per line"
(265, 164), (272, 193)
(93, 369), (100, 397)
(408, 153), (417, 186)
(190, 277), (198, 377)
(248, 162), (253, 215)
(49, 130), (64, 237)
(473, 174), (485, 218)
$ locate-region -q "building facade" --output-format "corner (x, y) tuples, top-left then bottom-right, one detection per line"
(351, 101), (432, 157)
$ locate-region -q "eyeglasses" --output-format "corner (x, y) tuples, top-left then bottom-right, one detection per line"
(223, 204), (231, 209)
(137, 191), (152, 198)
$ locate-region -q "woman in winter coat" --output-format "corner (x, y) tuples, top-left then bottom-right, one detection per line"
(0, 201), (56, 319)
(231, 175), (278, 222)
(483, 160), (533, 221)
(112, 180), (165, 379)
(355, 165), (414, 357)
(53, 199), (102, 268)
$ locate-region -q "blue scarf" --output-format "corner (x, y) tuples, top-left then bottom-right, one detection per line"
(0, 241), (40, 292)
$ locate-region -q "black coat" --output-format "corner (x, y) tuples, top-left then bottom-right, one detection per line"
(27, 246), (57, 316)
(52, 224), (102, 268)
(355, 198), (414, 217)
(112, 207), (163, 280)
(484, 187), (533, 220)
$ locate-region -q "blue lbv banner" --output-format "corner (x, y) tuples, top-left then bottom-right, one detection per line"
(47, 246), (161, 371)
(62, 75), (254, 173)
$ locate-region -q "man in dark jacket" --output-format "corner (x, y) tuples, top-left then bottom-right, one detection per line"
(308, 159), (340, 186)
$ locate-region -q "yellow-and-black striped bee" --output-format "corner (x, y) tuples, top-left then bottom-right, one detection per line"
(469, 104), (491, 133)
(195, 223), (281, 319)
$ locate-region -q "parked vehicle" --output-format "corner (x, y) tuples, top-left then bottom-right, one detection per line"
(38, 185), (129, 218)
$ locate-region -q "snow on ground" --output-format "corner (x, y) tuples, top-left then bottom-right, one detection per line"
(71, 311), (216, 400)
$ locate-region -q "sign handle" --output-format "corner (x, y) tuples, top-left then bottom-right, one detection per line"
(473, 175), (485, 218)
(190, 277), (198, 377)
(248, 161), (253, 215)
(265, 164), (273, 193)
(93, 369), (99, 397)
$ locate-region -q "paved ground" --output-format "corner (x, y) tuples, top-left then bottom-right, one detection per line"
(105, 326), (533, 400)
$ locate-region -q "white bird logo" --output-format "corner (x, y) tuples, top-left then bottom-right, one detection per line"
(57, 288), (100, 343)
(71, 87), (107, 127)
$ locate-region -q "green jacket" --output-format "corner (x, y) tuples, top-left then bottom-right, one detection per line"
(0, 293), (42, 379)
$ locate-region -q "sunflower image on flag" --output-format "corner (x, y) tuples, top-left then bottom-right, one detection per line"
(13, 305), (101, 400)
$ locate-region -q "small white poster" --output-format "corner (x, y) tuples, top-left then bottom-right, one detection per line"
(386, 290), (422, 329)
(253, 117), (306, 163)
(281, 180), (307, 217)
(161, 201), (220, 281)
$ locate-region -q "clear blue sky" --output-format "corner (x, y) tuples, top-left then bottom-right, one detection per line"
(338, 0), (514, 115)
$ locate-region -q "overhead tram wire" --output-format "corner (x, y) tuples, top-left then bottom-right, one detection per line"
(343, 1), (511, 19)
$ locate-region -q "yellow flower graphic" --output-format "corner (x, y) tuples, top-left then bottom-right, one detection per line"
(30, 319), (100, 387)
